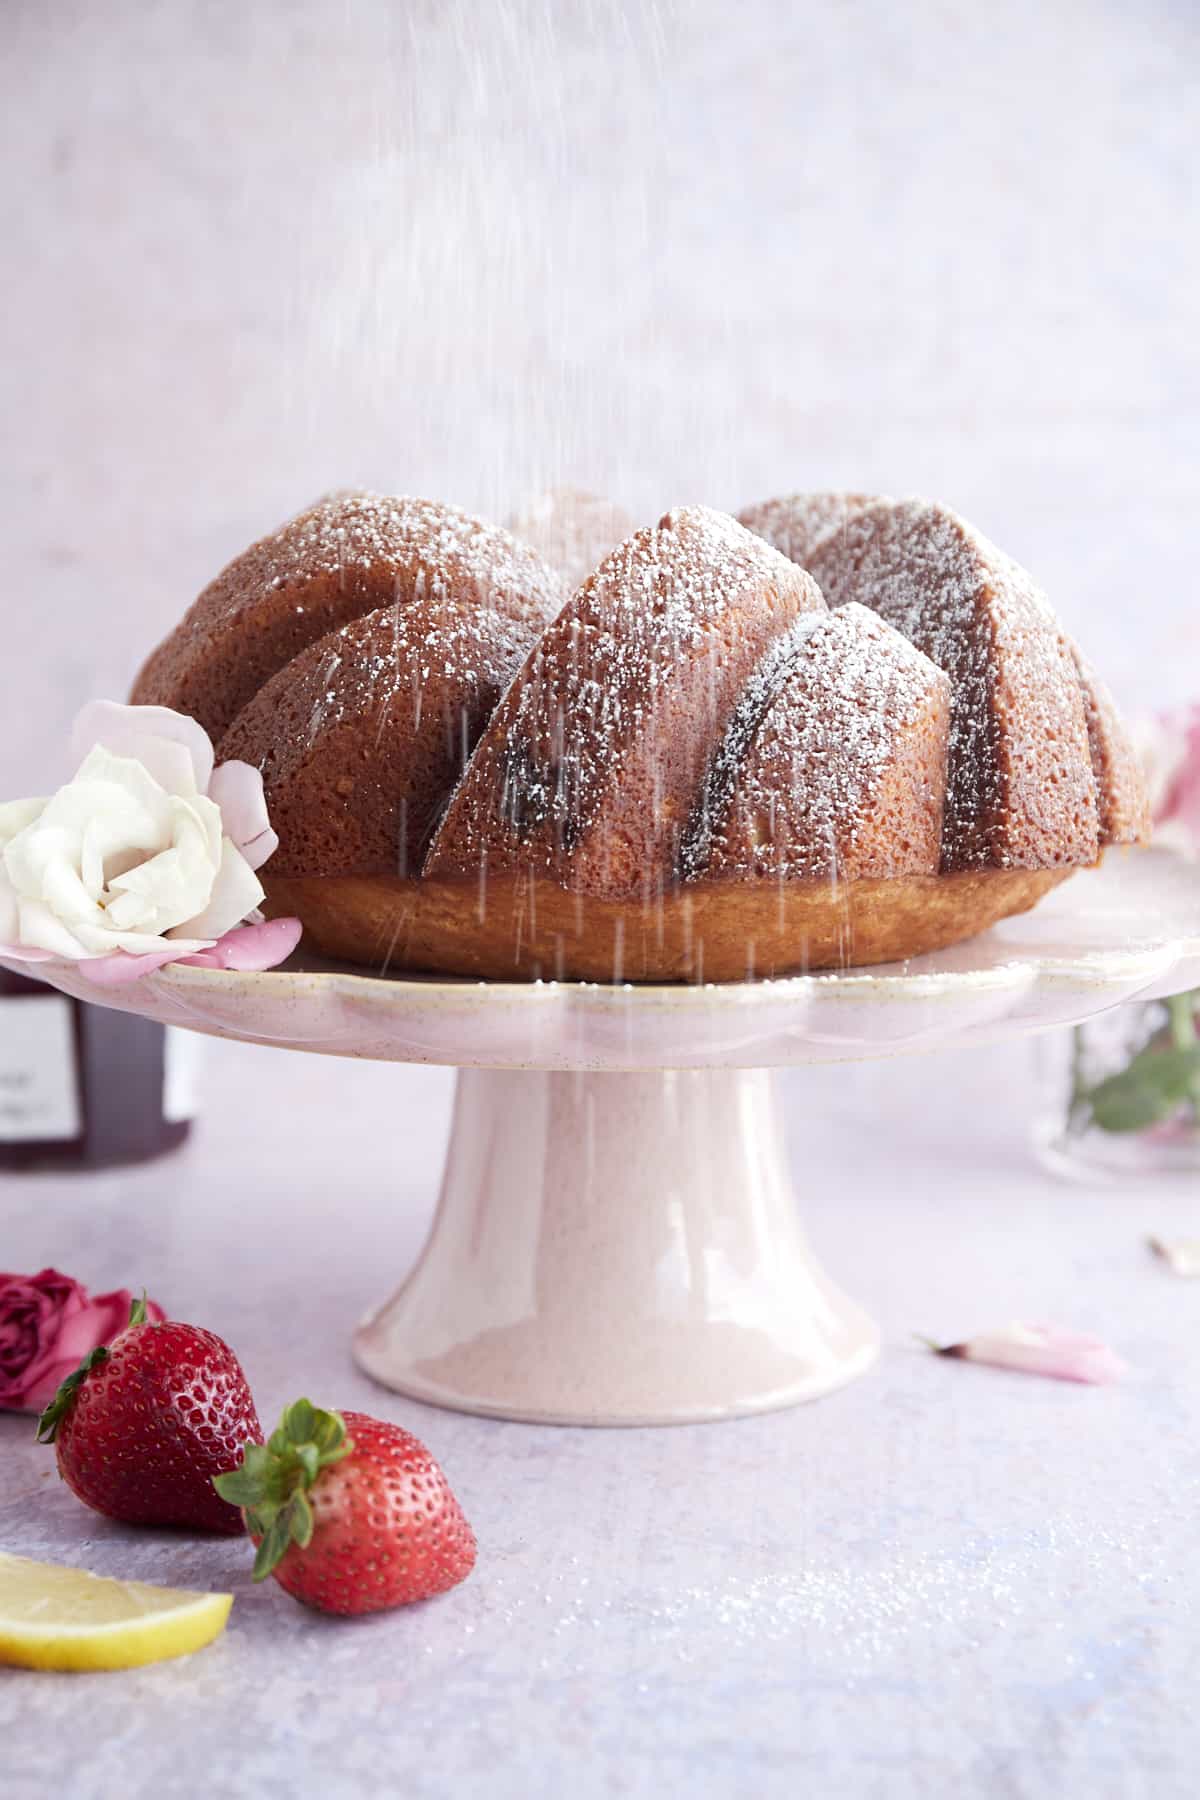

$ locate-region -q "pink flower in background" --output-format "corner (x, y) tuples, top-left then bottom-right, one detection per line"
(1135, 704), (1200, 857)
(921, 1322), (1127, 1385)
(0, 701), (300, 981)
(0, 1269), (165, 1414)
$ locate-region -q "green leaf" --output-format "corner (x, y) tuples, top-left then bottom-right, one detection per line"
(312, 1412), (348, 1458)
(212, 1467), (265, 1508)
(1085, 1044), (1200, 1134)
(34, 1345), (109, 1444)
(250, 1493), (316, 1581)
(1166, 991), (1198, 1052)
(265, 1419), (291, 1458)
(294, 1443), (320, 1485)
(214, 1398), (351, 1578)
(291, 1490), (315, 1549)
(282, 1397), (316, 1445)
(252, 1513), (295, 1582)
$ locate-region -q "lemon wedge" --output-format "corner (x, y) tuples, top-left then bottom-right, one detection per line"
(0, 1552), (232, 1671)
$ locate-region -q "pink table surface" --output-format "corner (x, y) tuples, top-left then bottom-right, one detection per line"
(4, 1035), (1199, 1798)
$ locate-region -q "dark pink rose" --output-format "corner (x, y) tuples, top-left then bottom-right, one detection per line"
(0, 1269), (165, 1414)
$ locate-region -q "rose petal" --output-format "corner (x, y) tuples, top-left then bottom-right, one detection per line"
(180, 916), (301, 972)
(0, 797), (48, 849)
(105, 794), (225, 933)
(0, 703), (281, 968)
(1159, 742), (1200, 854)
(72, 701), (215, 795)
(0, 870), (23, 946)
(174, 838), (264, 939)
(925, 1321), (1127, 1384)
(1135, 705), (1200, 859)
(78, 945), (214, 986)
(1149, 1237), (1200, 1277)
(208, 762), (279, 871)
(13, 898), (90, 959)
(24, 1291), (158, 1412)
(0, 1271), (165, 1413)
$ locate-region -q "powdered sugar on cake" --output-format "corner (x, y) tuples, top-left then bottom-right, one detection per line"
(212, 492), (564, 629)
(134, 487), (1147, 932)
(689, 605), (950, 881)
(425, 507), (825, 897)
(796, 498), (1101, 871)
(737, 491), (884, 571)
(131, 492), (566, 742)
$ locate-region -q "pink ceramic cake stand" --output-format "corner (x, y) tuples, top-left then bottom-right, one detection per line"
(8, 850), (1199, 1426)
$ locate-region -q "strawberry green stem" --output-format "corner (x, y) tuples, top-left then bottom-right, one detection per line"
(35, 1283), (156, 1443)
(213, 1399), (352, 1580)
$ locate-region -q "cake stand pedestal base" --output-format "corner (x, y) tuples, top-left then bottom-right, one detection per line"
(353, 1066), (880, 1425)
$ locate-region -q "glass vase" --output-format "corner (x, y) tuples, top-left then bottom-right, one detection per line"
(1035, 989), (1200, 1181)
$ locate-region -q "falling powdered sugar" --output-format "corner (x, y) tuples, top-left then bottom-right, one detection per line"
(693, 604), (951, 882)
(426, 506), (826, 899)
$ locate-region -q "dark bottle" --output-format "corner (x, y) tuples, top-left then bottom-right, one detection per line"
(0, 968), (194, 1170)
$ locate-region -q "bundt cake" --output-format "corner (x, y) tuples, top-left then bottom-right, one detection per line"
(131, 489), (1148, 983)
(131, 492), (566, 740)
(426, 507), (826, 899)
(686, 604), (951, 885)
(217, 596), (542, 881)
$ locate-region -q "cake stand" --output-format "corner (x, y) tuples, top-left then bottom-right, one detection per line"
(8, 850), (1199, 1427)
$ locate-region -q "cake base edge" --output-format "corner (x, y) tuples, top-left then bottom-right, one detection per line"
(260, 866), (1079, 983)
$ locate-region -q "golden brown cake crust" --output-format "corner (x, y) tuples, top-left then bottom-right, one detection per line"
(217, 597), (543, 880)
(736, 492), (881, 568)
(698, 604), (951, 882)
(1071, 648), (1152, 847)
(131, 492), (567, 742)
(426, 507), (826, 901)
(794, 499), (1101, 872)
(126, 488), (1147, 985)
(260, 865), (1073, 983)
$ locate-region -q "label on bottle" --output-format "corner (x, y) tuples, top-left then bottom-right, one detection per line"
(162, 1027), (201, 1124)
(0, 995), (81, 1142)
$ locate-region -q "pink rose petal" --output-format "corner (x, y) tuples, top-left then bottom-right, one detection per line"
(180, 917), (302, 972)
(923, 1322), (1127, 1385)
(77, 947), (209, 986)
(68, 918), (300, 984)
(0, 1269), (165, 1414)
(207, 761), (278, 871)
(71, 700), (215, 793)
(1157, 706), (1200, 852)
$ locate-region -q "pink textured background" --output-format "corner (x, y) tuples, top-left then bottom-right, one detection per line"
(3, 0), (1198, 800)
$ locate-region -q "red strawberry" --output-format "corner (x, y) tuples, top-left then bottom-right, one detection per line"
(214, 1400), (476, 1614)
(36, 1295), (261, 1534)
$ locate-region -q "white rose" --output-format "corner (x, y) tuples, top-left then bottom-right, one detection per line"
(0, 702), (277, 962)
